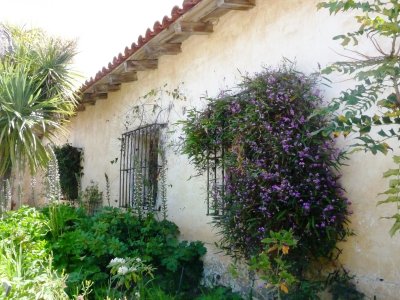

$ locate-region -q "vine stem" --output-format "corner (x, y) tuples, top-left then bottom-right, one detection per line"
(392, 76), (400, 105)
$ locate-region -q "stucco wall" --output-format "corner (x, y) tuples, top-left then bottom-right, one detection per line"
(62, 0), (400, 298)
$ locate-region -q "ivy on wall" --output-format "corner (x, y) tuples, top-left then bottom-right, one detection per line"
(54, 144), (83, 200)
(180, 64), (353, 297)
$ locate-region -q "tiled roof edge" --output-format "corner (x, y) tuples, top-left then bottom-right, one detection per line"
(79, 0), (203, 93)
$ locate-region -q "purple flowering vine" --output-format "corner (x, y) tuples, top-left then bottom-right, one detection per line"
(181, 64), (351, 265)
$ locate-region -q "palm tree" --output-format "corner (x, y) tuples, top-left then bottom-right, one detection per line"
(0, 25), (78, 177)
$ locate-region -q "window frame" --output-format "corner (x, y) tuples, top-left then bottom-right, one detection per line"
(119, 123), (166, 210)
(206, 140), (226, 216)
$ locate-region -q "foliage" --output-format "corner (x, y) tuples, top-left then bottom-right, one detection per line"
(0, 205), (219, 299)
(42, 203), (82, 240)
(250, 230), (298, 297)
(180, 65), (351, 296)
(122, 83), (187, 132)
(141, 286), (177, 300)
(106, 257), (154, 299)
(327, 268), (365, 300)
(378, 155), (400, 235)
(0, 207), (49, 262)
(283, 279), (325, 300)
(0, 244), (68, 300)
(195, 286), (243, 300)
(317, 1), (400, 234)
(80, 181), (103, 214)
(54, 144), (83, 200)
(0, 25), (78, 176)
(0, 207), (68, 299)
(45, 206), (206, 298)
(180, 65), (350, 257)
(73, 280), (94, 300)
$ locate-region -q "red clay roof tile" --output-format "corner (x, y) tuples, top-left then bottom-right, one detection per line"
(80, 0), (203, 93)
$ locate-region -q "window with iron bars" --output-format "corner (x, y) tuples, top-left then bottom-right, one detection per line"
(119, 124), (165, 210)
(206, 146), (226, 216)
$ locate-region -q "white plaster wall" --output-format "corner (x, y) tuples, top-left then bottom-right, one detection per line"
(63, 0), (400, 298)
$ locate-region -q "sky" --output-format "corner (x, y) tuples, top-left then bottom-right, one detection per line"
(0, 0), (182, 82)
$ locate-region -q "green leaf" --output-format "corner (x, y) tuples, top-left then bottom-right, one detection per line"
(383, 169), (400, 178)
(389, 179), (400, 188)
(388, 214), (400, 236)
(377, 129), (388, 137)
(333, 34), (346, 40)
(359, 125), (371, 134)
(378, 188), (400, 195)
(393, 155), (400, 164)
(377, 196), (400, 205)
(321, 66), (334, 75)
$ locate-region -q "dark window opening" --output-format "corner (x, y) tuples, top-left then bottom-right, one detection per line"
(119, 124), (165, 210)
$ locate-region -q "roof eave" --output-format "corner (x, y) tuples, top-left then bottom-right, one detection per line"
(78, 0), (255, 107)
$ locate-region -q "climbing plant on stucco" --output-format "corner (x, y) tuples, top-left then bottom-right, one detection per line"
(180, 64), (352, 296)
(318, 0), (400, 236)
(54, 144), (82, 200)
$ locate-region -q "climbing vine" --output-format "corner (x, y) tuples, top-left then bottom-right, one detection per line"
(180, 64), (352, 297)
(54, 144), (83, 200)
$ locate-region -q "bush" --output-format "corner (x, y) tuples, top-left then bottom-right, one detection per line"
(195, 287), (242, 300)
(180, 64), (352, 296)
(44, 206), (206, 298)
(0, 207), (68, 299)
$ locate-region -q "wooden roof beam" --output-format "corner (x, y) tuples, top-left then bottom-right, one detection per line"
(216, 0), (255, 10)
(82, 92), (108, 104)
(173, 21), (213, 35)
(91, 82), (121, 92)
(124, 59), (158, 72)
(145, 43), (182, 57)
(109, 72), (138, 84)
(75, 103), (86, 112)
(107, 83), (121, 92)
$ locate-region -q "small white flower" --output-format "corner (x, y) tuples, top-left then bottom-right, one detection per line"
(135, 258), (141, 263)
(117, 266), (129, 275)
(109, 257), (126, 266)
(134, 292), (140, 299)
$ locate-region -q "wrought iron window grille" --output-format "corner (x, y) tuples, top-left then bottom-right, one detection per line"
(205, 91), (253, 216)
(119, 123), (166, 210)
(206, 143), (226, 216)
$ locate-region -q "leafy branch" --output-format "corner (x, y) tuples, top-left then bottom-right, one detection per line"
(318, 0), (400, 235)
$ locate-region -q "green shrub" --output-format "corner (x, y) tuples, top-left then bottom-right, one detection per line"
(0, 205), (207, 299)
(0, 207), (68, 299)
(195, 287), (243, 300)
(142, 286), (177, 300)
(327, 269), (365, 300)
(46, 206), (206, 298)
(80, 181), (103, 214)
(104, 257), (154, 299)
(0, 207), (49, 270)
(42, 203), (83, 240)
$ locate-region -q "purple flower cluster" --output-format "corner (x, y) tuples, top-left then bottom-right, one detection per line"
(182, 66), (351, 260)
(215, 69), (349, 258)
